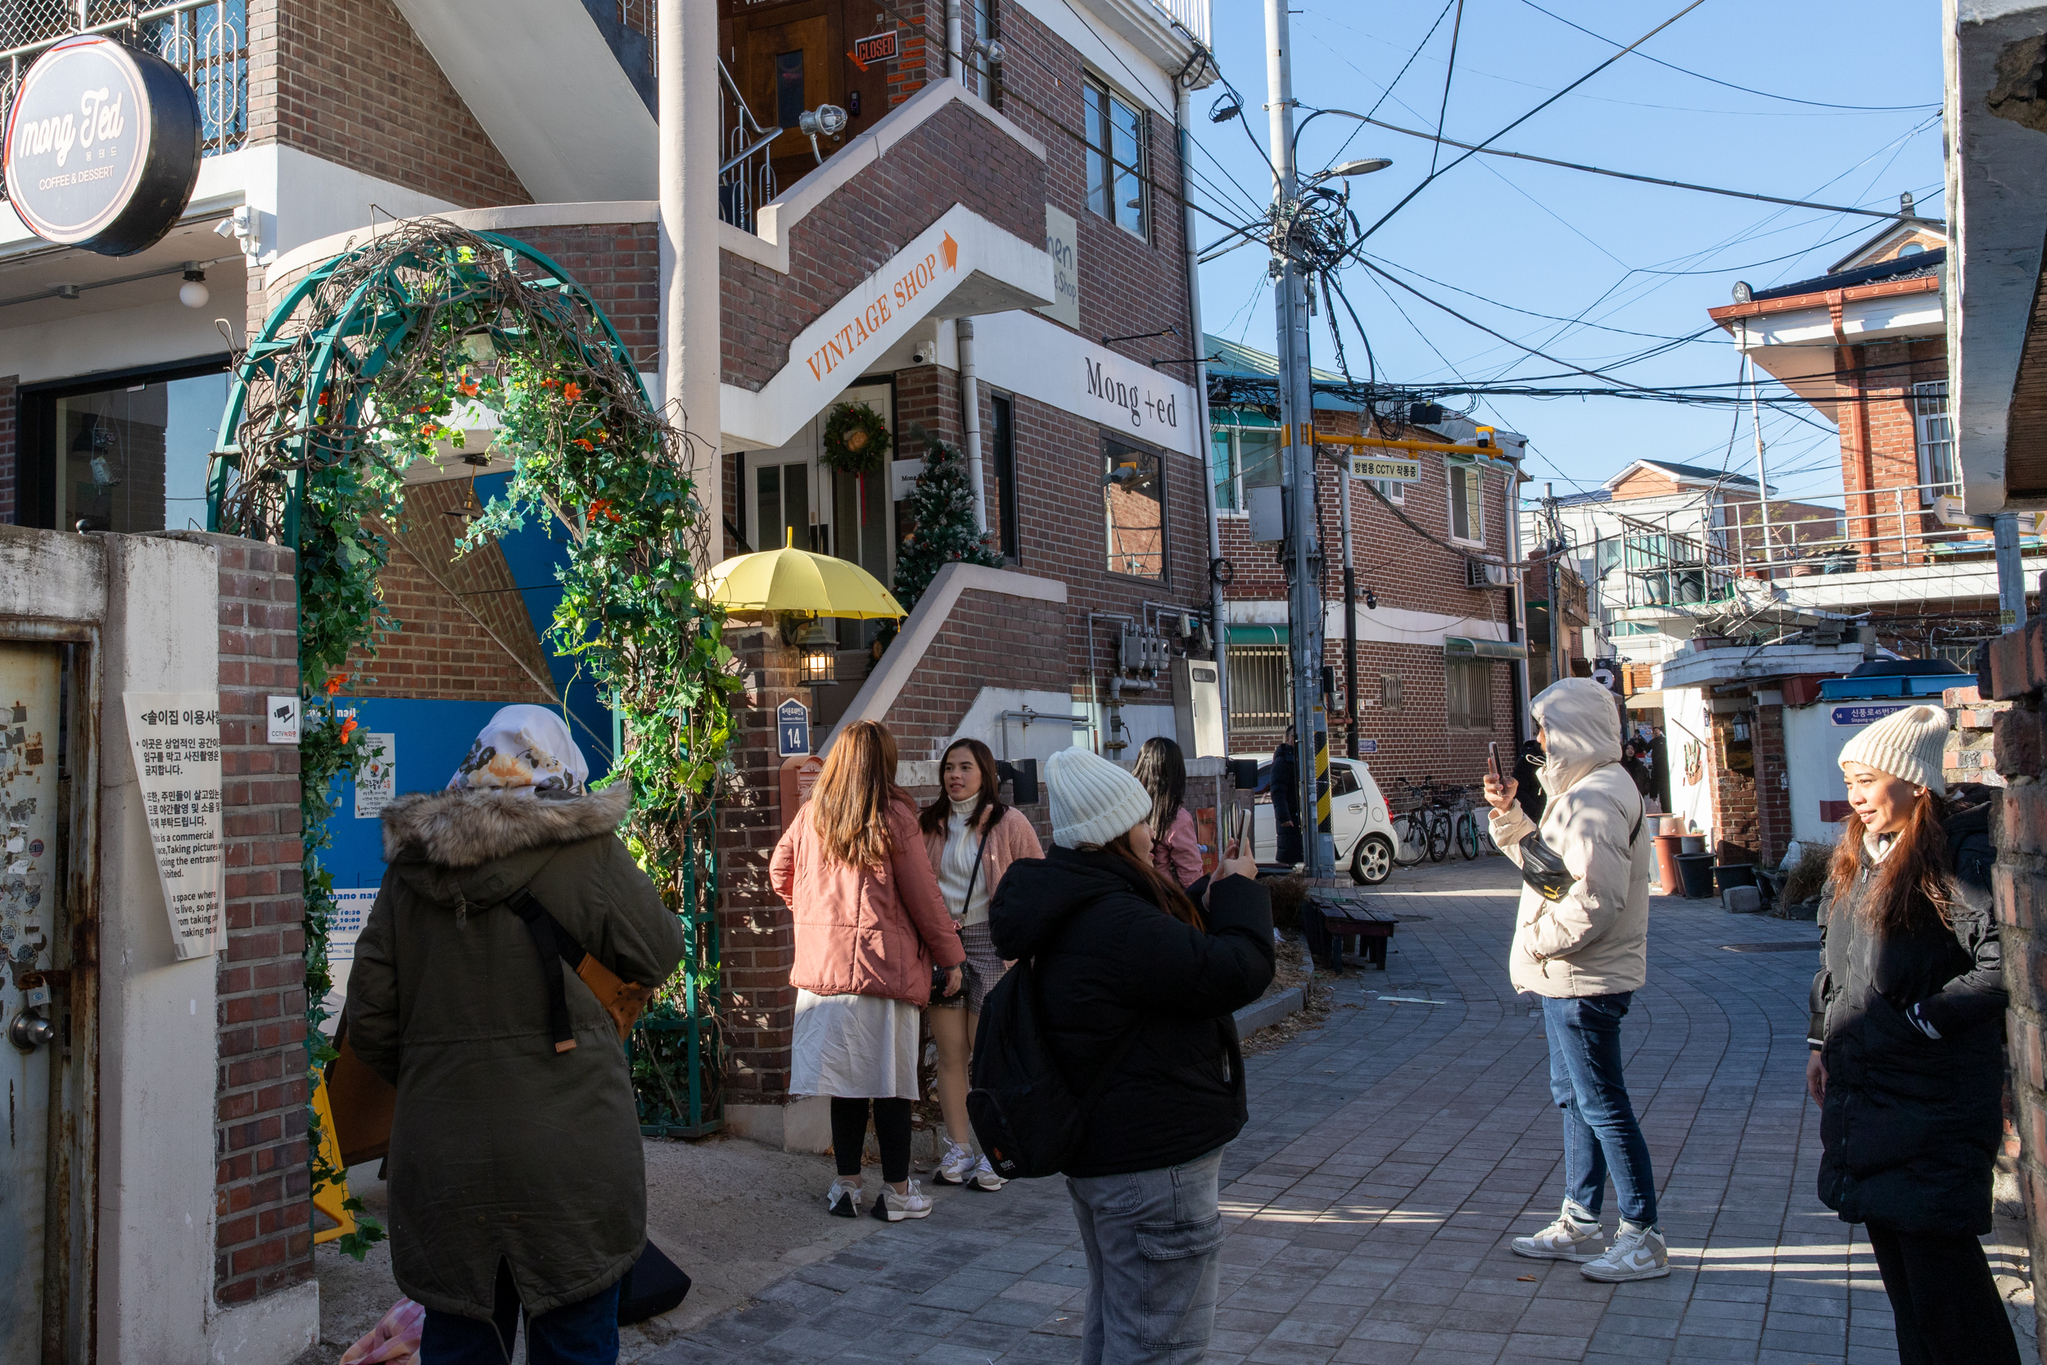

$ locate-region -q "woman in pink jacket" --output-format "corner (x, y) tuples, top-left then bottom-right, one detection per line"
(1135, 737), (1205, 887)
(770, 720), (965, 1223)
(920, 738), (1043, 1191)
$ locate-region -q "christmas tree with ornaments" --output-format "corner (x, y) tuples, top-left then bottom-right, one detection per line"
(893, 436), (1000, 615)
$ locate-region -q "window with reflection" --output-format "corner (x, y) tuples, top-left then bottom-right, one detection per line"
(1083, 76), (1148, 240)
(23, 363), (231, 533)
(1103, 439), (1165, 579)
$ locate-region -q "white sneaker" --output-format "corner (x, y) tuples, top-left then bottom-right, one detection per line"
(826, 1178), (862, 1219)
(1580, 1221), (1670, 1281)
(966, 1155), (1006, 1192)
(932, 1142), (976, 1186)
(1511, 1201), (1602, 1261)
(870, 1179), (934, 1222)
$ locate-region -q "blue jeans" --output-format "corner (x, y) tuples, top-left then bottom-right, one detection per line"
(1066, 1147), (1227, 1365)
(1541, 993), (1659, 1227)
(421, 1258), (621, 1365)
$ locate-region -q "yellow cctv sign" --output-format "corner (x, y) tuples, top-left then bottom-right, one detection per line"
(1348, 455), (1422, 483)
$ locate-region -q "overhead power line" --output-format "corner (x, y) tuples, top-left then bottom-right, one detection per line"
(1515, 0), (1941, 113)
(1331, 112), (1920, 220)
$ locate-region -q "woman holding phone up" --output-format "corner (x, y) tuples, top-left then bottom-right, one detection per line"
(921, 738), (1041, 1192)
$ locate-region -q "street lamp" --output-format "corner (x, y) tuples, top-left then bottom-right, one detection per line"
(1317, 157), (1392, 181)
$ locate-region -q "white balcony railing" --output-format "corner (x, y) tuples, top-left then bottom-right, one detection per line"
(1148, 0), (1210, 45)
(1, 0), (248, 204)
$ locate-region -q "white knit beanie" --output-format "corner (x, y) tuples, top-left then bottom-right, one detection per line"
(1047, 746), (1154, 849)
(1837, 704), (1950, 796)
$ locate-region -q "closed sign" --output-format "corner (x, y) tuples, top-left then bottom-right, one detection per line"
(3, 35), (202, 256)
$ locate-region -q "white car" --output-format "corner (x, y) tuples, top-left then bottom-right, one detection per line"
(1242, 754), (1398, 884)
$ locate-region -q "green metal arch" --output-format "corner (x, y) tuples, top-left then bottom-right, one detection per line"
(204, 230), (652, 547)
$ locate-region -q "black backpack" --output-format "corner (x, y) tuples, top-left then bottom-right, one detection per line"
(967, 956), (1142, 1181)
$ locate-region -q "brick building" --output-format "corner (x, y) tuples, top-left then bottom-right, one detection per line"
(0, 0), (1227, 1340)
(1204, 335), (1526, 794)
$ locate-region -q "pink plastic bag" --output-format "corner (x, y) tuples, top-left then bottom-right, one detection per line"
(339, 1297), (424, 1365)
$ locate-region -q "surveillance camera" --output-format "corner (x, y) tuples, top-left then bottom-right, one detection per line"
(911, 342), (934, 365)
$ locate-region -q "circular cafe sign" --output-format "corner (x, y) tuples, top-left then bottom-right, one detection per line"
(3, 36), (201, 257)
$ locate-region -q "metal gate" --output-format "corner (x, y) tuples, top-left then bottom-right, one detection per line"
(0, 636), (97, 1365)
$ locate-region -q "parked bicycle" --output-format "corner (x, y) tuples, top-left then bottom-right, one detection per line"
(1392, 777), (1454, 864)
(1444, 786), (1498, 861)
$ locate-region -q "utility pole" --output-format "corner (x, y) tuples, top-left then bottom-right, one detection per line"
(1265, 0), (1332, 878)
(1745, 353), (1775, 576)
(1545, 482), (1563, 687)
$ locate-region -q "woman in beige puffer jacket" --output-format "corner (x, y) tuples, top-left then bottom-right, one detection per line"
(1484, 678), (1663, 1286)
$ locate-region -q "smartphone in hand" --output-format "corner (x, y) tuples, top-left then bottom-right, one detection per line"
(1488, 741), (1502, 783)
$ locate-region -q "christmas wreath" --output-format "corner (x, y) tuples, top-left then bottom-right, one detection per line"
(821, 401), (891, 474)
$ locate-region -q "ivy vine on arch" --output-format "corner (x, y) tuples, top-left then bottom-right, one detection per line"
(206, 219), (739, 1250)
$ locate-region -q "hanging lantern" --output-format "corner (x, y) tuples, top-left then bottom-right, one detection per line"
(799, 619), (838, 686)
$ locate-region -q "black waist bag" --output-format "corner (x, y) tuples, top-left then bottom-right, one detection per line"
(967, 957), (1141, 1181)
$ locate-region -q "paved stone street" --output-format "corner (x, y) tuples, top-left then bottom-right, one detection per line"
(648, 858), (2030, 1365)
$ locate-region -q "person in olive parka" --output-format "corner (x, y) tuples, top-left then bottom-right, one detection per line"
(1808, 704), (2019, 1365)
(346, 706), (684, 1364)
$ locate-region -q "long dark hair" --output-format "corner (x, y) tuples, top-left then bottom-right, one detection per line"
(1132, 736), (1187, 842)
(1097, 830), (1204, 930)
(1826, 787), (1954, 934)
(919, 737), (1007, 838)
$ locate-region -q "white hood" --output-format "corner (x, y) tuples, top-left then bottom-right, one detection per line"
(1531, 678), (1623, 799)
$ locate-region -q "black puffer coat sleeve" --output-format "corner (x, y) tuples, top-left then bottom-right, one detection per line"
(1808, 913), (1833, 1050)
(1912, 817), (2005, 1038)
(1120, 874), (1275, 1019)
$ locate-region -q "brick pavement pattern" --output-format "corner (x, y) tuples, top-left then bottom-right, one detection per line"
(649, 859), (1956, 1364)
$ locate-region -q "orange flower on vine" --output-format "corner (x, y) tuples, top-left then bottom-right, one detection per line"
(456, 375), (481, 398)
(571, 438), (594, 450)
(339, 719), (358, 742)
(564, 382), (583, 403)
(324, 675), (343, 696)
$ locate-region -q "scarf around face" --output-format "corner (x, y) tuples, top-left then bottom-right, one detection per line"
(447, 704), (588, 797)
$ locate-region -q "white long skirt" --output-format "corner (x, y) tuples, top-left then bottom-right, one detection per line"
(789, 991), (922, 1100)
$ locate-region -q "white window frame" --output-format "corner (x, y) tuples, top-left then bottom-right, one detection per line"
(1913, 379), (1955, 502)
(1448, 462), (1485, 546)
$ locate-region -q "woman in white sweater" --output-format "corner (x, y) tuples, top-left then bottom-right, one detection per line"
(920, 738), (1043, 1190)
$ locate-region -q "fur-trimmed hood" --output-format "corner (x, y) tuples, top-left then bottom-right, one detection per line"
(381, 781), (632, 869)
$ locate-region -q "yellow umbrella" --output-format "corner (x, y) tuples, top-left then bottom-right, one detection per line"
(700, 530), (905, 619)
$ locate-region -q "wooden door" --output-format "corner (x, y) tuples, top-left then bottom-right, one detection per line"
(722, 0), (844, 191)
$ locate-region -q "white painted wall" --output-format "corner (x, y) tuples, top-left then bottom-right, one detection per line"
(89, 534), (316, 1364)
(949, 687), (1092, 766)
(1663, 686), (1715, 838)
(1783, 700), (1925, 850)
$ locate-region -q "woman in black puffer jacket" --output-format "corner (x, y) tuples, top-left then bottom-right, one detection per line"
(991, 746), (1274, 1365)
(1808, 705), (2017, 1365)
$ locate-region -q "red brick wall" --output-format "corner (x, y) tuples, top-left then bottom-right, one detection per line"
(1708, 691), (1759, 863)
(1982, 621), (2047, 1314)
(720, 100), (1048, 390)
(1755, 701), (1791, 865)
(515, 223), (660, 372)
(188, 534), (314, 1304)
(253, 0), (531, 209)
(0, 375), (16, 525)
(340, 481), (556, 704)
(718, 627), (799, 1102)
(1217, 410), (1519, 785)
(1839, 336), (1948, 569)
(882, 587), (1071, 754)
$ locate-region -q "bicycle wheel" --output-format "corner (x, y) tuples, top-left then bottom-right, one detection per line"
(1391, 814), (1427, 865)
(1456, 811), (1481, 860)
(1426, 812), (1451, 862)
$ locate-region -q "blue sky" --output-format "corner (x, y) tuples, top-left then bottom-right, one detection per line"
(1185, 0), (1944, 507)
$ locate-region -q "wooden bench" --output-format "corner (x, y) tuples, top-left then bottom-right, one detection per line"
(1313, 904), (1397, 972)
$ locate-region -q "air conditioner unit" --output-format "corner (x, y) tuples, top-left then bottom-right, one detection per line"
(1464, 557), (1507, 588)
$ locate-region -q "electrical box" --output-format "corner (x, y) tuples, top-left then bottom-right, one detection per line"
(1172, 657), (1225, 758)
(1246, 484), (1284, 543)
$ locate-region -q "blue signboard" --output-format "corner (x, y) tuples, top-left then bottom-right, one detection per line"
(778, 698), (812, 757)
(1831, 703), (1909, 728)
(1359, 739), (1379, 754)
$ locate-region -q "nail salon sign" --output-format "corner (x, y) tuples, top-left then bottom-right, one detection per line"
(3, 35), (203, 256)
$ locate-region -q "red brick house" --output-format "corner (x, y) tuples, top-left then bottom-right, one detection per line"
(1204, 335), (1525, 793)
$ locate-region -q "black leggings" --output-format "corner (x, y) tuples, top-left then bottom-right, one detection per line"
(1865, 1224), (2021, 1365)
(830, 1096), (912, 1184)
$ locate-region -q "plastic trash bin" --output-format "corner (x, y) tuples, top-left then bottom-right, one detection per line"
(1676, 852), (1718, 898)
(1653, 834), (1683, 894)
(1714, 864), (1758, 895)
